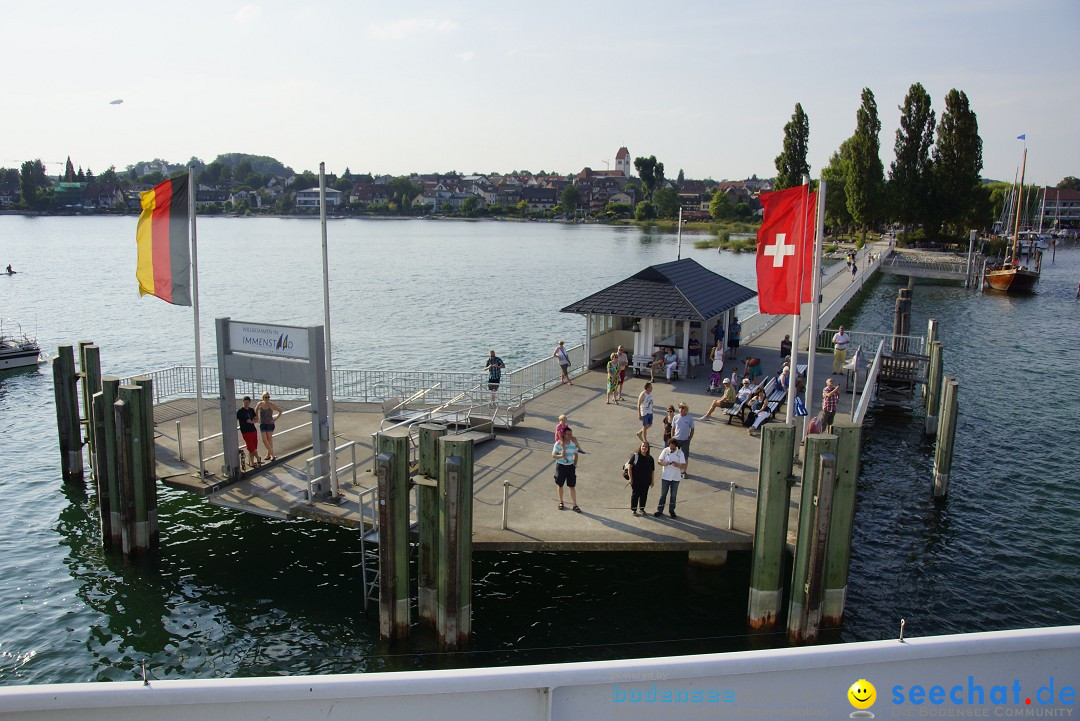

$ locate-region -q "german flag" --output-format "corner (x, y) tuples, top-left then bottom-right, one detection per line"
(136, 174), (191, 306)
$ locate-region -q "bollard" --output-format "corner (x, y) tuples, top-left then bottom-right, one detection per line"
(175, 420), (183, 461)
(52, 345), (84, 483)
(417, 423), (446, 628)
(501, 479), (510, 530)
(376, 429), (411, 642)
(933, 378), (960, 500)
(727, 482), (737, 531)
(747, 423), (795, 631)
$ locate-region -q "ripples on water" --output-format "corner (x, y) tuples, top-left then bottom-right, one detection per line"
(1, 217), (1078, 683)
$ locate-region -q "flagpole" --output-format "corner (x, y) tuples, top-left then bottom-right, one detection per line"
(189, 166), (205, 466)
(319, 163), (339, 499)
(803, 178), (827, 439)
(677, 207), (683, 259)
(784, 180), (810, 424)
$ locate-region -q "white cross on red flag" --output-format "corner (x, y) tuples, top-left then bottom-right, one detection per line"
(755, 184), (818, 315)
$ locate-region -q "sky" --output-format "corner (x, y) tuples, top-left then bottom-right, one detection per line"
(4, 0), (1078, 187)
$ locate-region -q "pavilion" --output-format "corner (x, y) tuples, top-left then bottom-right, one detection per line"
(560, 257), (756, 373)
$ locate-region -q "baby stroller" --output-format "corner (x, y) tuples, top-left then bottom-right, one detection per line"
(708, 371), (723, 394)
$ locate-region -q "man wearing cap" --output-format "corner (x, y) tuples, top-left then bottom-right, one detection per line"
(701, 379), (736, 418)
(671, 402), (695, 478)
(832, 326), (851, 374)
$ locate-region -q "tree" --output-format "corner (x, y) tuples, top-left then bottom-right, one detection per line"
(461, 195), (480, 217)
(20, 159), (49, 210)
(64, 157), (76, 182)
(388, 176), (420, 211)
(1057, 176), (1080, 191)
(889, 82), (935, 229)
(709, 188), (733, 220)
(932, 89), (983, 236)
(774, 103), (810, 190)
(633, 155), (665, 201)
(634, 201), (656, 221)
(822, 140), (853, 232)
(844, 88), (886, 240)
(676, 169), (685, 189)
(654, 186), (680, 218)
(561, 184), (580, 215)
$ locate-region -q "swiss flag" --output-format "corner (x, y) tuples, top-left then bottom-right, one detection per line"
(755, 185), (818, 315)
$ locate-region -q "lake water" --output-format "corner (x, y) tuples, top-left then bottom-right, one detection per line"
(2, 216), (1078, 684)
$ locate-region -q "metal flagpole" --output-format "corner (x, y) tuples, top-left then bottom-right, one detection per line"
(677, 207), (683, 259)
(319, 163), (339, 498)
(784, 180), (811, 423)
(802, 178), (827, 439)
(189, 166), (205, 469)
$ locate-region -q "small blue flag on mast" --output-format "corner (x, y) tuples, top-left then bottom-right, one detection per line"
(1016, 134), (1026, 140)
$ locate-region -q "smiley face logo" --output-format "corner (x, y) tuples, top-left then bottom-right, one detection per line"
(848, 678), (876, 710)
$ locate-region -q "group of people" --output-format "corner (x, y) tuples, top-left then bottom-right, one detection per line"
(236, 392), (283, 468)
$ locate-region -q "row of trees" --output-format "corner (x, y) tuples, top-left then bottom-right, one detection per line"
(775, 84), (989, 239)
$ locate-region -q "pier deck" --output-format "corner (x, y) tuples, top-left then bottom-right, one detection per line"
(153, 351), (850, 552)
(151, 243), (884, 553)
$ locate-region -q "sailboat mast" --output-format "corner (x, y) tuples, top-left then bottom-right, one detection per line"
(1011, 148), (1027, 263)
(1038, 186), (1046, 234)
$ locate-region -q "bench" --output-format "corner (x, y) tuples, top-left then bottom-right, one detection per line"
(632, 354), (686, 381)
(725, 378), (767, 424)
(589, 349), (616, 368)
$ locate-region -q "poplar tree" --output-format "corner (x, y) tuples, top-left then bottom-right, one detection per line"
(889, 82), (935, 230)
(844, 88), (885, 241)
(822, 139), (853, 232)
(932, 89), (983, 236)
(774, 103), (810, 190)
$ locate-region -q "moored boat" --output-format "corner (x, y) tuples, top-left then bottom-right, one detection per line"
(984, 146), (1041, 293)
(0, 320), (43, 370)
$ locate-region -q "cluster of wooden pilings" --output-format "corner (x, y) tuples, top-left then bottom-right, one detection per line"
(52, 343), (158, 556)
(747, 422), (861, 644)
(376, 423), (473, 650)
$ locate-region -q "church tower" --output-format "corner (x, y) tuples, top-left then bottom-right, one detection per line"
(615, 146), (631, 176)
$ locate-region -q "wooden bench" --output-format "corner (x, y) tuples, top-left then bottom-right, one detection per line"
(589, 349), (616, 368)
(632, 354), (686, 381)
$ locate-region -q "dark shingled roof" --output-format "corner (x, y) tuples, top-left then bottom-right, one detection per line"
(560, 258), (756, 320)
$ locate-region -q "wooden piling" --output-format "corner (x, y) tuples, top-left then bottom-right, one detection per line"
(52, 345), (84, 483)
(925, 340), (944, 434)
(131, 375), (159, 548)
(438, 436), (474, 651)
(892, 288), (912, 354)
(747, 423), (795, 631)
(80, 344), (102, 479)
(787, 434), (838, 644)
(376, 429), (411, 642)
(113, 395), (136, 556)
(118, 384), (157, 552)
(822, 422), (861, 627)
(99, 377), (122, 548)
(91, 393), (113, 545)
(933, 377), (960, 500)
(417, 423), (447, 628)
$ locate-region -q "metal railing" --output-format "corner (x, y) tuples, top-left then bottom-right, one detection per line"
(195, 403), (312, 479)
(852, 341), (885, 425)
(815, 328), (925, 358)
(135, 344), (584, 407)
(303, 439), (360, 502)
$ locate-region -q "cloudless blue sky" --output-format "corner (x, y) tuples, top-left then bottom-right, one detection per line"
(4, 0), (1077, 186)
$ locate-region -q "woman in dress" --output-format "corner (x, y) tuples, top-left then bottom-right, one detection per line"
(254, 391), (283, 461)
(605, 352), (621, 404)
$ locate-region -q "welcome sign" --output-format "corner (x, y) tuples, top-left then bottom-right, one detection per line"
(228, 321), (309, 360)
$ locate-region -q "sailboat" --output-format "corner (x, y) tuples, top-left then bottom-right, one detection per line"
(985, 147), (1041, 293)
